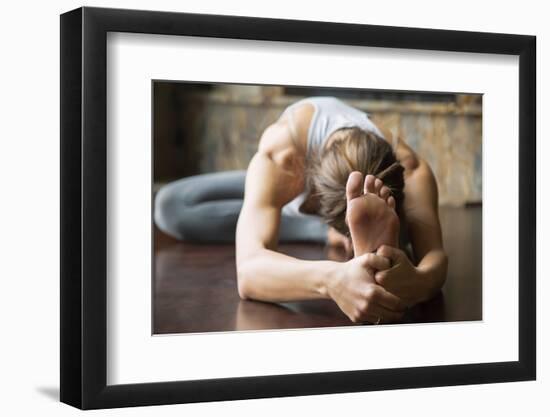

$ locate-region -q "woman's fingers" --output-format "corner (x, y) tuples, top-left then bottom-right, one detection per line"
(351, 285), (407, 324)
(351, 297), (405, 324)
(364, 304), (405, 324)
(360, 253), (391, 271)
(358, 287), (406, 323)
(370, 285), (407, 312)
(376, 244), (405, 264)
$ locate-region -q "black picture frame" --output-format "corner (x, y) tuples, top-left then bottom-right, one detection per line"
(60, 6), (536, 410)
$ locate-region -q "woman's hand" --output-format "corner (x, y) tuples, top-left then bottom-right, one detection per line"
(369, 245), (429, 307)
(327, 254), (407, 324)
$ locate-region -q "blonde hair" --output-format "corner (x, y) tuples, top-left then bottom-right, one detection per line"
(308, 127), (405, 235)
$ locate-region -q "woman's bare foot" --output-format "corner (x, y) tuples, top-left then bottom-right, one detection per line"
(345, 172), (400, 256)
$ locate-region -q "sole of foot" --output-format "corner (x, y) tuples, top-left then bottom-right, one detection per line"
(345, 172), (400, 256)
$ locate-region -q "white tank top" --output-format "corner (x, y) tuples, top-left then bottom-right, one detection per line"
(281, 97), (384, 218)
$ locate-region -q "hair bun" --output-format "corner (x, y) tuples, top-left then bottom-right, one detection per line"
(377, 161), (404, 179)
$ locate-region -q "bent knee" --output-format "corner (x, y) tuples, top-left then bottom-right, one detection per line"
(154, 185), (189, 240)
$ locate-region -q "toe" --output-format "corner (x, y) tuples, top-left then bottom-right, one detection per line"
(380, 185), (391, 200)
(387, 196), (396, 210)
(346, 171), (364, 202)
(374, 178), (383, 194)
(364, 174), (376, 194)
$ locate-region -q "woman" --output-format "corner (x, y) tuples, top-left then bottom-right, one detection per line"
(155, 97), (448, 324)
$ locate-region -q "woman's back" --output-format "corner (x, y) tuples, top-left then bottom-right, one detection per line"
(281, 97), (385, 218)
(283, 97), (384, 157)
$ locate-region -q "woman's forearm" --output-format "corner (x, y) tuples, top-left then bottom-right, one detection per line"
(415, 248), (448, 303)
(236, 249), (340, 302)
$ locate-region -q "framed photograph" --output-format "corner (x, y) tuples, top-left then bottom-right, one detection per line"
(60, 6), (536, 409)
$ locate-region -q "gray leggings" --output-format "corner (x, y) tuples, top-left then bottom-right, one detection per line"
(154, 170), (328, 243)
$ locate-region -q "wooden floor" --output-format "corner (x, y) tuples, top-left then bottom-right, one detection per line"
(153, 206), (482, 334)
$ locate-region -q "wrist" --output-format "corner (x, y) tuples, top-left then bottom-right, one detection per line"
(319, 261), (344, 300)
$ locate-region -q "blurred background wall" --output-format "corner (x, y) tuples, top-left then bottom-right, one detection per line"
(153, 82), (482, 206)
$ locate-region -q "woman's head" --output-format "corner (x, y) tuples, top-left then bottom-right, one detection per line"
(308, 127), (404, 236)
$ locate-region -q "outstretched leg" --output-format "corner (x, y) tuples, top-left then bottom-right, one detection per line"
(345, 172), (400, 256)
(154, 170), (328, 243)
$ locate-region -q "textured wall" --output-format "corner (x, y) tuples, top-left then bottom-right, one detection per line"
(368, 105), (482, 206)
(154, 84), (482, 206)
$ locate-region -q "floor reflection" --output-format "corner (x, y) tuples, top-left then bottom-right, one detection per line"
(153, 207), (482, 334)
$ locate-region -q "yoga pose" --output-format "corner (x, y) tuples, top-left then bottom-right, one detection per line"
(155, 97), (448, 324)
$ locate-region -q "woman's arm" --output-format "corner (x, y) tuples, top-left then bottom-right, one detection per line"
(371, 158), (448, 305)
(236, 151), (339, 301)
(405, 159), (448, 296)
(236, 122), (406, 322)
(235, 121), (330, 301)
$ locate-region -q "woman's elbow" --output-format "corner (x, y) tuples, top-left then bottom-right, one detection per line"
(236, 261), (253, 300)
(236, 247), (267, 300)
(237, 278), (251, 300)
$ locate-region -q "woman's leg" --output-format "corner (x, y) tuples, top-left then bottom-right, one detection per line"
(154, 170), (328, 243)
(154, 170), (246, 242)
(278, 213), (328, 243)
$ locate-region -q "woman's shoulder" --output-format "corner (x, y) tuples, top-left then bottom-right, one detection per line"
(273, 100), (315, 154)
(377, 125), (420, 171)
(395, 138), (420, 172)
(257, 118), (306, 173)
